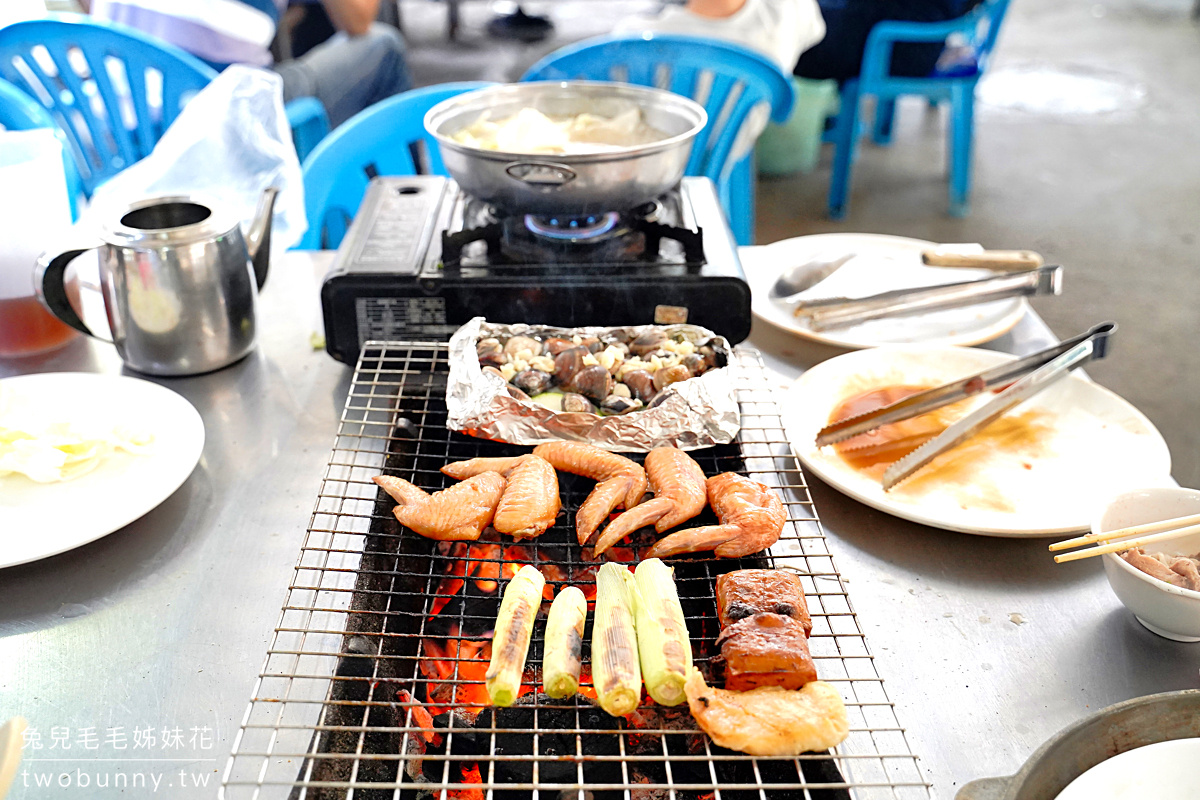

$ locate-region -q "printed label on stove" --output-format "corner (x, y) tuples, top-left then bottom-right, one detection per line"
(356, 297), (453, 340)
(654, 304), (689, 324)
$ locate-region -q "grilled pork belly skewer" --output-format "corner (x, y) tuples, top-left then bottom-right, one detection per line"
(532, 442), (648, 545)
(647, 473), (785, 559)
(592, 447), (707, 555)
(373, 472), (505, 541)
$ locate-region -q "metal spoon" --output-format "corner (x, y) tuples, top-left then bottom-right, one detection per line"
(769, 252), (858, 300)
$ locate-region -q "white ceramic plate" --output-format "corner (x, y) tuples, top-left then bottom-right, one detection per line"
(783, 346), (1173, 536)
(742, 233), (1028, 349)
(0, 372), (204, 568)
(1055, 738), (1200, 800)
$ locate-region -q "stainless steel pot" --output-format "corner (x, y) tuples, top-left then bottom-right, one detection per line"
(425, 81), (707, 215)
(956, 690), (1200, 800)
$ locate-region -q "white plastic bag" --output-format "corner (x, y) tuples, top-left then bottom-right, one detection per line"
(86, 65), (307, 256)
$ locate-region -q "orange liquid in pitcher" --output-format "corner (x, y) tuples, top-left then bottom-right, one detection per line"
(0, 294), (80, 358)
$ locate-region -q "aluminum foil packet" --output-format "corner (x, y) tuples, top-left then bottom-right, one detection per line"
(446, 317), (740, 451)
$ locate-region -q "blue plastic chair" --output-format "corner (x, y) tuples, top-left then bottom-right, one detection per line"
(0, 76), (83, 218)
(521, 34), (796, 246)
(286, 96), (330, 163)
(0, 15), (331, 196)
(299, 81), (493, 250)
(0, 15), (217, 197)
(826, 0), (1012, 220)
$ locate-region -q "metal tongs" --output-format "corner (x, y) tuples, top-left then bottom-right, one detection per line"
(792, 265), (1063, 331)
(814, 322), (1118, 491)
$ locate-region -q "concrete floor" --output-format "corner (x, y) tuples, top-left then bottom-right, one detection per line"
(401, 0), (1200, 488)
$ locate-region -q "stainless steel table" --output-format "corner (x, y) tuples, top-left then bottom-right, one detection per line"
(0, 252), (1192, 799)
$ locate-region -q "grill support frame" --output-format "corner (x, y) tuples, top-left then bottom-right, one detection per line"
(221, 342), (931, 800)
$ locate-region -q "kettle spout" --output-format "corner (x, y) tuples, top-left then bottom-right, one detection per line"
(246, 186), (279, 290)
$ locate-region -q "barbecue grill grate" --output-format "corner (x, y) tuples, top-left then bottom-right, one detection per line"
(221, 342), (931, 800)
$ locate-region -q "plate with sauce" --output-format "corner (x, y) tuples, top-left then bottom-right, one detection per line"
(742, 233), (1027, 349)
(783, 346), (1173, 536)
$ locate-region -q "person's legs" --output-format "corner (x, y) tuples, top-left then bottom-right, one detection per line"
(795, 0), (952, 81)
(274, 22), (412, 128)
(794, 0), (877, 81)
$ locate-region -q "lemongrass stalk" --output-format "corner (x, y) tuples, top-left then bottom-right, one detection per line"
(485, 564), (545, 707)
(543, 586), (587, 699)
(592, 563), (642, 717)
(633, 558), (692, 706)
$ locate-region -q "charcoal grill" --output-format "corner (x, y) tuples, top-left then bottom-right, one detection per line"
(220, 343), (931, 799)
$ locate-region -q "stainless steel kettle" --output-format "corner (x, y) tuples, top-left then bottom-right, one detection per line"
(36, 189), (278, 376)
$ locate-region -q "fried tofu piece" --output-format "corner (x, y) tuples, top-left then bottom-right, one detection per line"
(716, 569), (812, 636)
(718, 612), (817, 691)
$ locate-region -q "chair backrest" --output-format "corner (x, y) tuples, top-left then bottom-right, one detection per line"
(0, 15), (215, 196)
(0, 76), (83, 217)
(968, 0), (1011, 74)
(521, 34), (795, 187)
(299, 81), (493, 250)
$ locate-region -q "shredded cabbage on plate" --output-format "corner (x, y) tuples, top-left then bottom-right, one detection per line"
(0, 394), (155, 483)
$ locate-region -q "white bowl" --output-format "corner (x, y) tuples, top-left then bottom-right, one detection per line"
(1098, 487), (1200, 642)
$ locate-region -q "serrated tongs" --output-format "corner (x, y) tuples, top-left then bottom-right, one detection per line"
(792, 265), (1063, 331)
(814, 322), (1118, 491)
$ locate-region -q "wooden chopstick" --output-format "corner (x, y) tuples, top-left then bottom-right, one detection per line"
(1052, 522), (1200, 563)
(1048, 512), (1200, 551)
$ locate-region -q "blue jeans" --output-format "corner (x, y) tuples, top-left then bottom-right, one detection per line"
(275, 23), (412, 128)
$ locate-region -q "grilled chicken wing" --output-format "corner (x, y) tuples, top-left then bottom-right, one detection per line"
(573, 476), (632, 547)
(373, 472), (505, 541)
(533, 442), (648, 545)
(532, 442), (647, 508)
(593, 448), (707, 555)
(647, 473), (785, 559)
(492, 455), (561, 540)
(441, 456), (526, 481)
(684, 668), (849, 756)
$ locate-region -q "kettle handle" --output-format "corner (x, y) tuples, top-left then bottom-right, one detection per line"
(34, 245), (101, 338)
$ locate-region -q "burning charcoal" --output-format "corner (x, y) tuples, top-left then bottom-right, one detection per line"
(601, 394), (642, 415)
(630, 329), (667, 356)
(569, 365), (613, 405)
(653, 364), (691, 392)
(554, 346), (588, 386)
(470, 694), (621, 785)
(622, 369), (656, 403)
(512, 369), (552, 396)
(561, 392), (596, 413)
(503, 335), (542, 359)
(542, 337), (573, 356)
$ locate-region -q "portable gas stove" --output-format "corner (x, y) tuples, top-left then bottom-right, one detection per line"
(320, 176), (752, 364)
